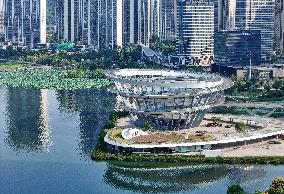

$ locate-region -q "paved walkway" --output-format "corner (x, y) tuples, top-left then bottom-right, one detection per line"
(221, 139), (284, 157)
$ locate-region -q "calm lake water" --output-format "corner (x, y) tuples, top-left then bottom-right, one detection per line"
(0, 88), (283, 194)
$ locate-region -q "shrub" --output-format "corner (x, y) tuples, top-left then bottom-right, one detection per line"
(235, 122), (247, 132)
(144, 120), (152, 131)
(227, 184), (246, 194)
(212, 116), (221, 126)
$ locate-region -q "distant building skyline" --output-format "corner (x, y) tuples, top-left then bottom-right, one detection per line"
(0, 0), (281, 59)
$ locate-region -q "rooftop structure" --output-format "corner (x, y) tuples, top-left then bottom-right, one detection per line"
(106, 69), (234, 130)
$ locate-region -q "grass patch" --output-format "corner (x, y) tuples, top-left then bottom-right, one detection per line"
(107, 128), (215, 144)
(0, 62), (27, 71)
(91, 148), (284, 164)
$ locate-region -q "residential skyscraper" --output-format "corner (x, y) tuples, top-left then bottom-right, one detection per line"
(92, 0), (117, 49)
(177, 0), (214, 65)
(57, 0), (117, 48)
(215, 0), (276, 57)
(3, 0), (46, 46)
(117, 0), (152, 47)
(117, 0), (176, 48)
(159, 0), (177, 40)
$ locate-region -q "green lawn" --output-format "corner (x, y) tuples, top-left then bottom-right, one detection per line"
(0, 62), (25, 71)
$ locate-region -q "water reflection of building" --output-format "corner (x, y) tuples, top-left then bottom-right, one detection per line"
(56, 89), (115, 156)
(5, 88), (51, 152)
(228, 165), (266, 185)
(103, 163), (228, 193)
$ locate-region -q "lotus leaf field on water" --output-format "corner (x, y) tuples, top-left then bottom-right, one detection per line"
(0, 68), (113, 89)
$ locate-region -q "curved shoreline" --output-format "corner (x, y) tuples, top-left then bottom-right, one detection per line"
(91, 113), (284, 164)
(91, 148), (284, 164)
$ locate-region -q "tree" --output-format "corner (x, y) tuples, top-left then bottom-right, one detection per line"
(227, 185), (246, 194)
(91, 68), (106, 79)
(273, 79), (284, 90)
(267, 177), (284, 194)
(264, 83), (272, 92)
(150, 38), (176, 55)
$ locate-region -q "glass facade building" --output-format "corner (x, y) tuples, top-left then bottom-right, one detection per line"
(214, 0), (275, 58)
(177, 0), (214, 65)
(214, 30), (261, 67)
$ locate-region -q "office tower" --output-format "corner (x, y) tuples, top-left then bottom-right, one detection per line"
(275, 0), (283, 51)
(214, 0), (236, 32)
(3, 0), (46, 46)
(215, 0), (275, 58)
(177, 0), (214, 65)
(214, 30), (261, 67)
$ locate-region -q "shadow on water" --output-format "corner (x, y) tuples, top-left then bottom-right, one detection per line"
(103, 161), (268, 193)
(103, 162), (229, 193)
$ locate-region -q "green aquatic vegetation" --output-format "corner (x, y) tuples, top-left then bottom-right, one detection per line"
(0, 68), (113, 89)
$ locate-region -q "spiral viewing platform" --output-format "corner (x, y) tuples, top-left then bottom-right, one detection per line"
(106, 69), (234, 130)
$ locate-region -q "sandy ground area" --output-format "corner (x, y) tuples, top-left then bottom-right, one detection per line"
(221, 139), (284, 157)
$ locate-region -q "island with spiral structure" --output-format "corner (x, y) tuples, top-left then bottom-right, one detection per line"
(102, 69), (284, 155)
